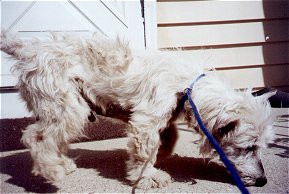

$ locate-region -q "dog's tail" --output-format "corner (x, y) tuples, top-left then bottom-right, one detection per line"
(1, 30), (25, 60)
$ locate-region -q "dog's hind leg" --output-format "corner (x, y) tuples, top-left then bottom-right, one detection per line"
(22, 122), (77, 181)
(158, 122), (179, 158)
(21, 90), (90, 183)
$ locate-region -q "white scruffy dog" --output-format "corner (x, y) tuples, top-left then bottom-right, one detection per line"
(1, 32), (275, 189)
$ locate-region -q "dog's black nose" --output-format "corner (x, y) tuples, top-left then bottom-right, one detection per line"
(255, 177), (267, 187)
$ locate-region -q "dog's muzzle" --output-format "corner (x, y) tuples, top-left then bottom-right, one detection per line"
(242, 174), (268, 187)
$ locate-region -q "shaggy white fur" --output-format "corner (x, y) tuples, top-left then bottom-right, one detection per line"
(1, 31), (275, 189)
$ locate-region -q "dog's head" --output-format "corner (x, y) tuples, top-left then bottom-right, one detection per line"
(186, 84), (276, 187)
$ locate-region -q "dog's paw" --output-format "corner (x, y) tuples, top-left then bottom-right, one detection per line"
(40, 164), (67, 182)
(32, 160), (76, 182)
(31, 163), (41, 176)
(62, 157), (77, 174)
(136, 169), (172, 189)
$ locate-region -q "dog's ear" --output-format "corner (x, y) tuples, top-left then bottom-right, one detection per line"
(256, 90), (277, 102)
(213, 120), (239, 143)
(200, 119), (239, 155)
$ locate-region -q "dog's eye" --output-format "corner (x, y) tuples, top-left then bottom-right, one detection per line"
(245, 145), (257, 152)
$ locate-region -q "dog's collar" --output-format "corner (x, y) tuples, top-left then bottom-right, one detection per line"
(179, 73), (206, 108)
(187, 73), (206, 91)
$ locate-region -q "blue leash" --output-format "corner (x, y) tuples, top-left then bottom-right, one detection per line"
(183, 73), (249, 194)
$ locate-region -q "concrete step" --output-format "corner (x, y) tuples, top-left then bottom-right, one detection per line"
(0, 108), (288, 193)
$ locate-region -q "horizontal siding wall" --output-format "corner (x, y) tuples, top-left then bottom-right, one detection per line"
(157, 0), (289, 91)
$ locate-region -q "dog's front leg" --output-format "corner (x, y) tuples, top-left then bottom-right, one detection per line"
(126, 113), (172, 189)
